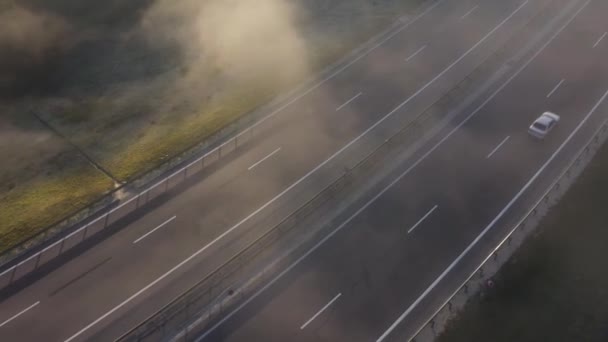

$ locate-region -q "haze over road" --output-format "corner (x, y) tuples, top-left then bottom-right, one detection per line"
(0, 0), (607, 341)
(197, 0), (608, 341)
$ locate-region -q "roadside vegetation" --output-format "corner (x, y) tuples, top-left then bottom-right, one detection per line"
(0, 0), (422, 253)
(438, 143), (608, 342)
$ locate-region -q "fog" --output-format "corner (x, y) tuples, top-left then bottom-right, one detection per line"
(0, 4), (72, 97)
(141, 0), (311, 89)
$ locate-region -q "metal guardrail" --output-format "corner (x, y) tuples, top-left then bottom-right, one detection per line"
(0, 118), (269, 290)
(0, 0), (438, 289)
(410, 116), (608, 342)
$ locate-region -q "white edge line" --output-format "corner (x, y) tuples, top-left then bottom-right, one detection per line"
(66, 3), (527, 340)
(336, 92), (363, 111)
(593, 32), (607, 48)
(133, 216), (177, 244)
(0, 301), (40, 328)
(404, 45), (427, 63)
(460, 5), (479, 21)
(546, 78), (565, 98)
(198, 2), (592, 340)
(486, 135), (511, 159)
(248, 148), (282, 171)
(299, 293), (342, 330)
(377, 87), (608, 342)
(407, 205), (438, 233)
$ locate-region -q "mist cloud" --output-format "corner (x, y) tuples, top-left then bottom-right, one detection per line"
(140, 0), (311, 92)
(0, 4), (73, 98)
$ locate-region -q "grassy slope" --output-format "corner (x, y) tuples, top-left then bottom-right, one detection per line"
(0, 164), (113, 253)
(438, 144), (608, 342)
(0, 106), (115, 254)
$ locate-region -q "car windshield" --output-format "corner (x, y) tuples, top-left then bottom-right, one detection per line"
(533, 122), (547, 130)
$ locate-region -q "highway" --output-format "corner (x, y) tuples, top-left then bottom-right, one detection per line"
(195, 0), (608, 341)
(0, 0), (606, 341)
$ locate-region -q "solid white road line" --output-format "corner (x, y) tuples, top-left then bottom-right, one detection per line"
(592, 32), (607, 48)
(133, 216), (177, 244)
(251, 0), (445, 129)
(460, 5), (479, 21)
(336, 92), (363, 111)
(66, 3), (530, 341)
(408, 205), (439, 234)
(299, 293), (342, 330)
(486, 136), (511, 159)
(547, 78), (565, 98)
(377, 87), (608, 342)
(248, 148), (282, 171)
(404, 45), (427, 63)
(0, 301), (40, 328)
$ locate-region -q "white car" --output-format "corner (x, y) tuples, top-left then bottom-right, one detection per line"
(528, 112), (560, 139)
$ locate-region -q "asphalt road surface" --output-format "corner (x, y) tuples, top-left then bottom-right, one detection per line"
(195, 0), (608, 341)
(1, 0), (607, 341)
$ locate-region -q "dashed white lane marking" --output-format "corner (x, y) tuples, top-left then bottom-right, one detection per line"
(547, 78), (565, 98)
(405, 45), (427, 63)
(248, 148), (282, 171)
(487, 136), (510, 159)
(133, 216), (177, 244)
(0, 302), (40, 328)
(300, 293), (342, 330)
(460, 5), (479, 21)
(592, 32), (607, 48)
(336, 92), (363, 111)
(408, 205), (439, 234)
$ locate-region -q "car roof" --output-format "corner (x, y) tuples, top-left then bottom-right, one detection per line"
(537, 112), (558, 124)
(536, 116), (552, 125)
